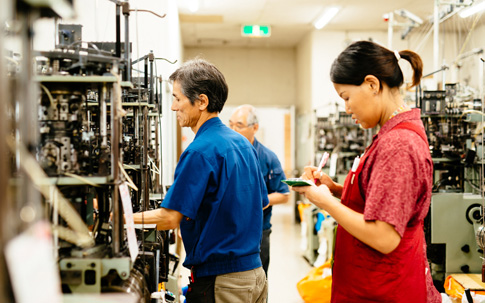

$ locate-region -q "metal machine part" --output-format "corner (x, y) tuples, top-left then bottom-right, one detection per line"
(58, 24), (82, 48)
(4, 0), (175, 301)
(314, 111), (372, 180)
(33, 18), (172, 303)
(419, 84), (482, 194)
(428, 193), (483, 283)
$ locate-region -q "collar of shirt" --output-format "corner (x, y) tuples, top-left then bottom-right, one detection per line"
(252, 137), (260, 148)
(195, 117), (222, 139)
(374, 108), (422, 141)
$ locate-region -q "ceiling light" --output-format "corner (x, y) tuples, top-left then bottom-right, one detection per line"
(187, 0), (199, 13)
(459, 1), (485, 18)
(313, 7), (340, 30)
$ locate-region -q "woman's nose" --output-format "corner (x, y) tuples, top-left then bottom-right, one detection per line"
(345, 103), (352, 114)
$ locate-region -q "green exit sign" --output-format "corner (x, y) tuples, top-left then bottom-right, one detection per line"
(241, 25), (271, 37)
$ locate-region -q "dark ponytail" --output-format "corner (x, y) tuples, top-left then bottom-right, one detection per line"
(397, 50), (423, 87)
(330, 40), (423, 89)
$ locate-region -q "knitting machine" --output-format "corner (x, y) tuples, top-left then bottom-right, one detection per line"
(3, 0), (177, 301)
(314, 110), (373, 183)
(417, 81), (485, 291)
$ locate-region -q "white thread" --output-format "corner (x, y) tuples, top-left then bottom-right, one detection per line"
(394, 50), (401, 61)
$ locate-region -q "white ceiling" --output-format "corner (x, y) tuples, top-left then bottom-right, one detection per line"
(176, 0), (439, 48)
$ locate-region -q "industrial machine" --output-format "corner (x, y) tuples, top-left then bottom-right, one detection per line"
(314, 109), (373, 184)
(2, 1), (180, 302)
(418, 82), (485, 290)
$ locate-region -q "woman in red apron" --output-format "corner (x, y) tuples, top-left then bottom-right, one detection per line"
(292, 41), (441, 302)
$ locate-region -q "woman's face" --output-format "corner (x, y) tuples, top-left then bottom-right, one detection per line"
(333, 82), (379, 129)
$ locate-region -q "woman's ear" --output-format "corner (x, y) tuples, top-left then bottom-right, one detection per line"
(364, 75), (380, 94)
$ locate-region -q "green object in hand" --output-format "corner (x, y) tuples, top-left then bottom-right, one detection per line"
(281, 178), (313, 187)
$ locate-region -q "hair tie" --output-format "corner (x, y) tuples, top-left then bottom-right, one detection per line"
(394, 50), (401, 61)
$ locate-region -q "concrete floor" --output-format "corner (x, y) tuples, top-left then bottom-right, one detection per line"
(267, 201), (312, 303)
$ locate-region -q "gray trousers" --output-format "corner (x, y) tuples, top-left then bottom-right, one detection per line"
(214, 267), (268, 303)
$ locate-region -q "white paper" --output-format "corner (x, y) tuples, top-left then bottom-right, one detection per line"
(119, 182), (138, 262)
(5, 221), (62, 303)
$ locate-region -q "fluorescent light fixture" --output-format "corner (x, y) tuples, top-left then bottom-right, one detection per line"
(459, 1), (485, 18)
(313, 7), (340, 29)
(187, 0), (199, 13)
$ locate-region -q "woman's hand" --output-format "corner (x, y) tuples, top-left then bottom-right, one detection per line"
(291, 182), (401, 254)
(291, 183), (335, 211)
(301, 166), (343, 199)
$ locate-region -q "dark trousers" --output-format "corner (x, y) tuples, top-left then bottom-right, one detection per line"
(260, 229), (271, 276)
(185, 275), (216, 303)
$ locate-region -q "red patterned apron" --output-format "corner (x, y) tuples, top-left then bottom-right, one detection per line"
(331, 122), (429, 303)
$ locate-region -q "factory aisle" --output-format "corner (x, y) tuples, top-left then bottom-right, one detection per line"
(267, 200), (313, 303)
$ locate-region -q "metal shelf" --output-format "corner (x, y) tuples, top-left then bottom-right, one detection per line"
(85, 102), (155, 108)
(421, 114), (463, 118)
(45, 176), (112, 186)
(149, 193), (164, 201)
(36, 75), (117, 83)
(432, 157), (462, 163)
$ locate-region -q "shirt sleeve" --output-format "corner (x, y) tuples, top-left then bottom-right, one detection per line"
(252, 148), (270, 208)
(267, 154), (290, 195)
(162, 149), (215, 220)
(363, 133), (425, 236)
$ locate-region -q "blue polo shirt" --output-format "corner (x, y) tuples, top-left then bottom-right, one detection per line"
(162, 117), (269, 277)
(253, 138), (290, 231)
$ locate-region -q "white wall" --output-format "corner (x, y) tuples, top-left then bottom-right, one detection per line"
(184, 47), (296, 107)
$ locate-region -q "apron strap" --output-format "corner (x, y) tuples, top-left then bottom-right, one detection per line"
(391, 122), (428, 145)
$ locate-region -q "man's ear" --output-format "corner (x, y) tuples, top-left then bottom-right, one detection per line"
(253, 123), (259, 132)
(364, 75), (380, 94)
(198, 94), (209, 110)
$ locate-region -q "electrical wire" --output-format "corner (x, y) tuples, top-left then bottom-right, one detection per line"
(129, 9), (166, 19)
(457, 12), (483, 58)
(118, 162), (139, 191)
(148, 156), (161, 175)
(39, 84), (55, 107)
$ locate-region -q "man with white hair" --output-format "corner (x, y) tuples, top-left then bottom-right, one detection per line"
(229, 104), (290, 278)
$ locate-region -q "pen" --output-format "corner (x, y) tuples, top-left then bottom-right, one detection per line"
(314, 152), (330, 183)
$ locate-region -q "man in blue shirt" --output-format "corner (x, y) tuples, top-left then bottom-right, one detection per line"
(229, 105), (290, 277)
(132, 59), (268, 303)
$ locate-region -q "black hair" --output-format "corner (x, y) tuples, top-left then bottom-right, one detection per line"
(169, 58), (229, 113)
(330, 40), (423, 89)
